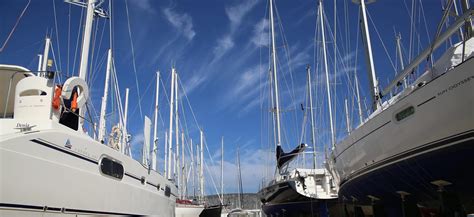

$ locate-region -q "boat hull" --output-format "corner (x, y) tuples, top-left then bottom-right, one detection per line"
(0, 122), (177, 216)
(260, 180), (338, 217)
(331, 55), (474, 214)
(200, 205), (222, 217)
(176, 205), (205, 217)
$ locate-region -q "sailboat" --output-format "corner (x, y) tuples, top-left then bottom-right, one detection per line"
(0, 0), (176, 216)
(328, 0), (474, 216)
(257, 0), (338, 216)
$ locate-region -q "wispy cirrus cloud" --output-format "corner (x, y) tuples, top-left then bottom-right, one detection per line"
(212, 0), (258, 62)
(226, 0), (258, 31)
(163, 8), (196, 41)
(213, 35), (235, 60)
(131, 0), (155, 14)
(251, 18), (269, 47)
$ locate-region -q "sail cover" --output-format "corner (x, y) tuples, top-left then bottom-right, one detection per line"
(276, 143), (307, 169)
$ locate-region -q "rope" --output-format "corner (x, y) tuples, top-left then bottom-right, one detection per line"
(0, 0), (30, 52)
(124, 0), (143, 119)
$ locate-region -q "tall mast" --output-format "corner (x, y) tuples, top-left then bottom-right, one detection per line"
(164, 131), (168, 175)
(199, 129), (204, 202)
(123, 88), (130, 155)
(356, 0), (380, 111)
(41, 37), (51, 73)
(142, 117), (151, 166)
(98, 49), (112, 143)
(181, 132), (185, 199)
(306, 66), (317, 169)
(345, 98), (351, 134)
(37, 55), (43, 73)
(175, 71), (180, 191)
(190, 138), (195, 198)
(167, 68), (176, 179)
(269, 0), (282, 148)
(319, 0), (336, 148)
(78, 0), (95, 81)
(395, 34), (407, 88)
(354, 73), (363, 125)
(221, 136), (224, 203)
(152, 71), (160, 171)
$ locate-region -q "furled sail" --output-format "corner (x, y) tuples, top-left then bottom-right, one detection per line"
(276, 143), (307, 170)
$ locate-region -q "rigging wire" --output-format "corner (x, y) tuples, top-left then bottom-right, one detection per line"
(0, 0), (30, 52)
(67, 4), (71, 77)
(124, 0), (144, 119)
(367, 11), (397, 75)
(52, 0), (62, 73)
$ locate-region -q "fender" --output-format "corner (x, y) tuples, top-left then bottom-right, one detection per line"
(61, 77), (89, 109)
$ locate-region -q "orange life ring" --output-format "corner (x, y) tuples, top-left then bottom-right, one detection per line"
(71, 92), (78, 112)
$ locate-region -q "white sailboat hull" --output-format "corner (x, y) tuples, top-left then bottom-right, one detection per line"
(0, 120), (177, 216)
(331, 57), (474, 204)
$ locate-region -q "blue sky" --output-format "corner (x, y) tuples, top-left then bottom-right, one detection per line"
(1, 0), (454, 194)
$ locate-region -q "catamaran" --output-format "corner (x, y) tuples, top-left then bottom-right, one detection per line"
(0, 0), (177, 216)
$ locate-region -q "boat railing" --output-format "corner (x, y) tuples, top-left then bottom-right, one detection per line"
(382, 9), (473, 97)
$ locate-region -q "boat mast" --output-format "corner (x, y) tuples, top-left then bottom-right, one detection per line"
(142, 117), (151, 166)
(318, 0), (336, 148)
(37, 55), (43, 73)
(123, 88), (130, 155)
(152, 71), (160, 171)
(269, 0), (282, 149)
(164, 131), (168, 175)
(181, 132), (185, 199)
(190, 138), (195, 198)
(344, 98), (351, 134)
(40, 37), (51, 74)
(221, 136), (224, 203)
(98, 49), (112, 143)
(355, 0), (380, 111)
(199, 129), (204, 202)
(306, 66), (317, 169)
(175, 71), (180, 190)
(78, 0), (95, 80)
(395, 34), (407, 88)
(167, 68), (176, 180)
(354, 73), (363, 125)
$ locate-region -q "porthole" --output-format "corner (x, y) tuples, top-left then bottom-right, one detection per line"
(100, 157), (124, 180)
(395, 106), (415, 122)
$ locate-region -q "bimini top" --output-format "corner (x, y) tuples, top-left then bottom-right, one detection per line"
(0, 64), (34, 118)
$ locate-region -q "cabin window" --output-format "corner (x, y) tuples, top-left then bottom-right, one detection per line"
(165, 185), (171, 197)
(19, 89), (47, 97)
(395, 106), (415, 122)
(100, 157), (124, 180)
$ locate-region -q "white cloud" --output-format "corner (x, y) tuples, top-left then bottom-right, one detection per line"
(210, 0), (258, 62)
(213, 35), (235, 60)
(163, 8), (196, 41)
(225, 0), (258, 31)
(251, 18), (269, 47)
(203, 147), (271, 193)
(131, 0), (155, 14)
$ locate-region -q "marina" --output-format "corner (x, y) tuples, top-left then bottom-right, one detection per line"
(1, 0), (473, 216)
